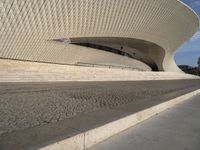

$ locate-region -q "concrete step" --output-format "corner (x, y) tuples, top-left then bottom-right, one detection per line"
(0, 59), (199, 82)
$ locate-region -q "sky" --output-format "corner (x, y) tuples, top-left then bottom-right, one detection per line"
(175, 0), (200, 67)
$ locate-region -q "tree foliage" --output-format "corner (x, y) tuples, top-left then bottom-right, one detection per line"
(198, 57), (200, 67)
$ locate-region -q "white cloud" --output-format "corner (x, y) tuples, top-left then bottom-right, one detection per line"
(189, 30), (200, 42)
(189, 0), (200, 6)
(194, 1), (200, 6)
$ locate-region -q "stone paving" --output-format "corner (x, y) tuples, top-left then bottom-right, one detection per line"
(89, 94), (200, 150)
(0, 80), (200, 135)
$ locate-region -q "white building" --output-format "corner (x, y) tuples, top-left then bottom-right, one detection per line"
(0, 0), (199, 72)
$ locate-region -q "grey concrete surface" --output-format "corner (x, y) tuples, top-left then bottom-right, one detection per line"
(0, 80), (200, 136)
(0, 80), (199, 150)
(89, 94), (200, 150)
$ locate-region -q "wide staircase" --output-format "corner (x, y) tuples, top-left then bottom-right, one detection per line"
(0, 59), (199, 82)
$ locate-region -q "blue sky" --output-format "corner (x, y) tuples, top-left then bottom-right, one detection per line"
(175, 0), (200, 67)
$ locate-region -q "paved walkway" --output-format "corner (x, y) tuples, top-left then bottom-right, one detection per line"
(0, 80), (200, 135)
(89, 94), (200, 150)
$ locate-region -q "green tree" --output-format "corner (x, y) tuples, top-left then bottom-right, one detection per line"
(198, 57), (200, 76)
(198, 57), (200, 68)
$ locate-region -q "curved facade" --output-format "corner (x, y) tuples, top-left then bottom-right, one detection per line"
(0, 0), (199, 72)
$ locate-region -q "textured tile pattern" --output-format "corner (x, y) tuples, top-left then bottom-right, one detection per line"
(0, 0), (199, 72)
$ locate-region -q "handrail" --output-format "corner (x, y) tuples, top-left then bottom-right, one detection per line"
(76, 62), (144, 71)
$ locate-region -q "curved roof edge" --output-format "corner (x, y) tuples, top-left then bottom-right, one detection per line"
(177, 0), (200, 30)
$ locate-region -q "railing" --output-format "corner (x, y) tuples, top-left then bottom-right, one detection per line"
(76, 62), (144, 71)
